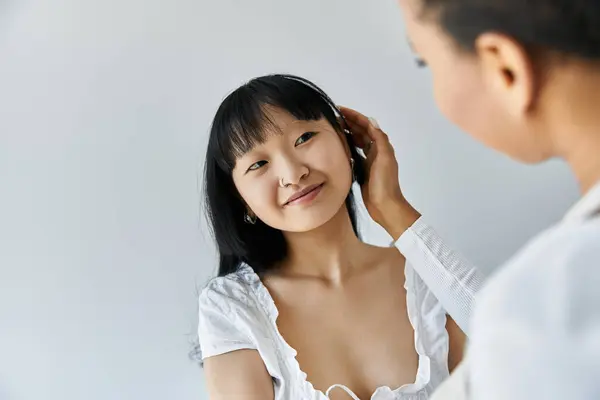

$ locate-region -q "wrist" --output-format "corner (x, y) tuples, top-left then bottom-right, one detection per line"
(381, 199), (421, 241)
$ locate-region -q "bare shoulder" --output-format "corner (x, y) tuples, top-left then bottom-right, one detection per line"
(363, 242), (406, 267)
(200, 267), (274, 399)
(204, 349), (274, 400)
(356, 243), (407, 280)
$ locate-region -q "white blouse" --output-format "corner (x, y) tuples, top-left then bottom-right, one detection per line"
(198, 218), (483, 399)
(431, 181), (600, 400)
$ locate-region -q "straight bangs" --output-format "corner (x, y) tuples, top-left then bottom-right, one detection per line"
(204, 73), (366, 278)
(210, 74), (343, 172)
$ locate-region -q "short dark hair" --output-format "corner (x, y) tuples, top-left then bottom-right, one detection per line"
(420, 0), (600, 60)
(204, 74), (366, 277)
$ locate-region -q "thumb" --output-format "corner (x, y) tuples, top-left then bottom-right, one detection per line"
(367, 117), (388, 145)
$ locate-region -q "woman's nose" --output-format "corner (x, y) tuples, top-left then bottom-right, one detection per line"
(279, 157), (309, 187)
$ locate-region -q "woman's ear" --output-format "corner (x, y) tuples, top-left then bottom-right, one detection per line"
(475, 32), (537, 116)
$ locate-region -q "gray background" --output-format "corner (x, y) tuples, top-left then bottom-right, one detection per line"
(0, 0), (578, 399)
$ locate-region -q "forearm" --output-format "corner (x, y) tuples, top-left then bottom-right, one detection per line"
(400, 218), (484, 334)
(383, 202), (484, 334)
(379, 199), (422, 242)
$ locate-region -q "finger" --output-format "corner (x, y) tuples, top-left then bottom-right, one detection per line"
(366, 117), (390, 146)
(338, 106), (372, 135)
(343, 121), (371, 152)
(344, 117), (380, 149)
(345, 118), (386, 161)
(339, 106), (389, 144)
(336, 115), (350, 132)
(342, 111), (397, 166)
(344, 119), (370, 148)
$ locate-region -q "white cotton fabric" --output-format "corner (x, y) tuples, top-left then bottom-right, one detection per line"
(198, 219), (484, 399)
(431, 181), (600, 400)
(395, 219), (482, 335)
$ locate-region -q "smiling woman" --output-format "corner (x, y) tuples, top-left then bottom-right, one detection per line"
(198, 74), (483, 400)
(204, 74), (366, 276)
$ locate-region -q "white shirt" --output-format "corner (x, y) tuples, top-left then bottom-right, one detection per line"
(198, 219), (484, 399)
(430, 181), (600, 400)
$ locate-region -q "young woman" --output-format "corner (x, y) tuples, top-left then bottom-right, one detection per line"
(198, 74), (483, 399)
(383, 0), (600, 399)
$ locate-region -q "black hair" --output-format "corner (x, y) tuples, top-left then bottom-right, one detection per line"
(420, 0), (600, 60)
(204, 74), (366, 277)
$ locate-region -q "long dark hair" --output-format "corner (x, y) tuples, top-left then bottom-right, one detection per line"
(204, 74), (366, 277)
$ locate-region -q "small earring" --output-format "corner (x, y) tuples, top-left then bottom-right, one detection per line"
(350, 158), (356, 181)
(244, 211), (257, 225)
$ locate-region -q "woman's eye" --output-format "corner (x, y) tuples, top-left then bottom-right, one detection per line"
(415, 57), (428, 68)
(247, 160), (267, 172)
(295, 131), (317, 146)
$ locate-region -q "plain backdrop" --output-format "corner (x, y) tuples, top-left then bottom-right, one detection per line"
(0, 0), (579, 399)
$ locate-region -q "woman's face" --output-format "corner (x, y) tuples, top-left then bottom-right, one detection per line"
(231, 108), (353, 232)
(397, 0), (551, 163)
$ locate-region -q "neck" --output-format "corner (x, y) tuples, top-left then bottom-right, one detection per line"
(546, 61), (600, 194)
(564, 132), (600, 195)
(281, 205), (365, 283)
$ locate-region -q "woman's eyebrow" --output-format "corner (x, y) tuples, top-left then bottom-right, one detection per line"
(407, 36), (417, 53)
(406, 36), (427, 67)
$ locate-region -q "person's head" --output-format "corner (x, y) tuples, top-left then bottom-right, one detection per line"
(397, 0), (600, 163)
(204, 75), (366, 276)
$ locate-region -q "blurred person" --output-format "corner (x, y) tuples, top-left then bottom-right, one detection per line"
(383, 0), (600, 398)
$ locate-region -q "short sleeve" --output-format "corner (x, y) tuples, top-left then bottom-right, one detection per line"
(197, 279), (257, 360)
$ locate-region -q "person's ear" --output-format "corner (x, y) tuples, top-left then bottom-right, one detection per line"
(475, 33), (536, 117)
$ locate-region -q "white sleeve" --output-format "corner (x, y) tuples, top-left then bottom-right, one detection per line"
(395, 217), (484, 335)
(197, 282), (256, 360)
(469, 225), (600, 400)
